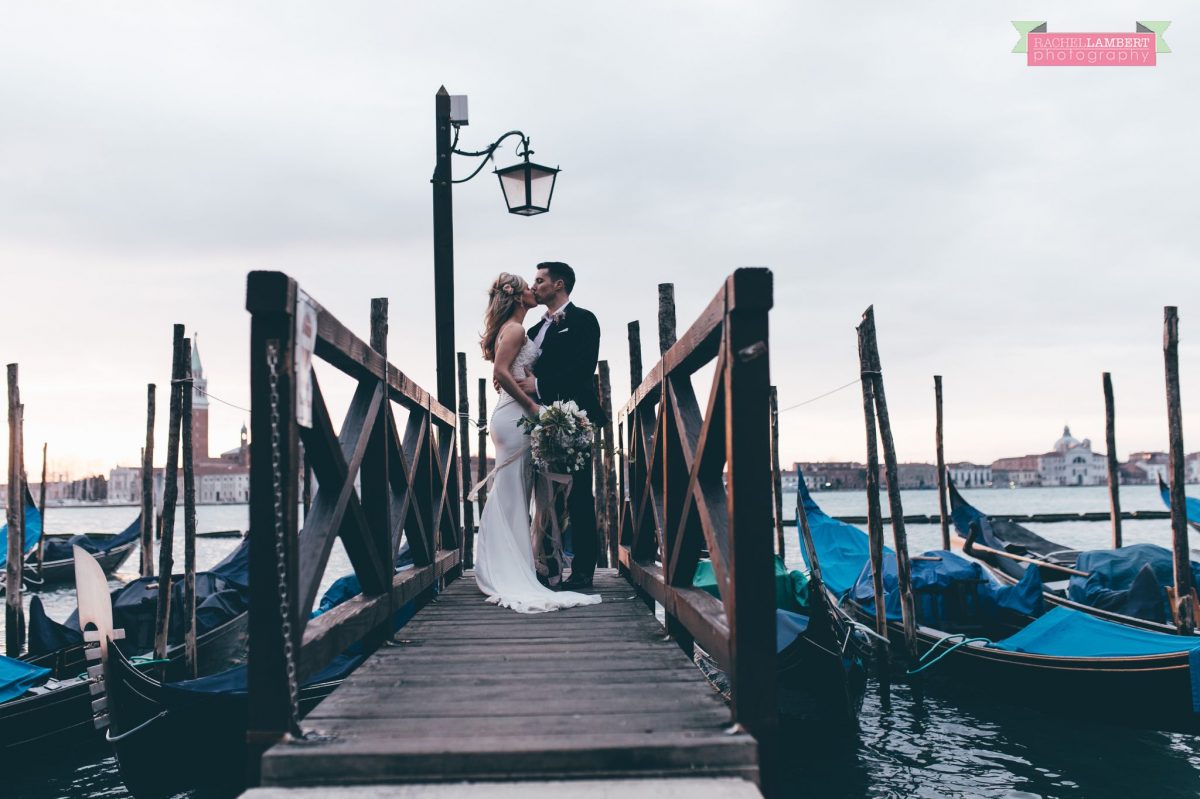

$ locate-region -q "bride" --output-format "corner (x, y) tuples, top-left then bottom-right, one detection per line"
(473, 272), (602, 614)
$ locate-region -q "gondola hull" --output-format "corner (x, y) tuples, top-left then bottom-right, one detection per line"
(851, 603), (1200, 735)
(22, 538), (138, 590)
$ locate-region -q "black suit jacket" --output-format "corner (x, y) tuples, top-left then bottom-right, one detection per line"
(528, 302), (606, 426)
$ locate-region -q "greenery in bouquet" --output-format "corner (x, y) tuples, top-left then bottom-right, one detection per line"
(517, 400), (594, 474)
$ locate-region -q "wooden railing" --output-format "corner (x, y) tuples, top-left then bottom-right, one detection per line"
(617, 268), (778, 747)
(245, 272), (462, 772)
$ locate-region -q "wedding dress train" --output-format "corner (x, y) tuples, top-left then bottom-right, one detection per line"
(474, 338), (602, 614)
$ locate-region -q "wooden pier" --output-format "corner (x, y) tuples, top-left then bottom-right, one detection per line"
(241, 269), (778, 796)
(257, 572), (757, 787)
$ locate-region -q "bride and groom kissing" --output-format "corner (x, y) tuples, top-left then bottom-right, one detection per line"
(473, 261), (606, 614)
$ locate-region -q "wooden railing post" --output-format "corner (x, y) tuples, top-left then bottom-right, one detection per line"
(723, 269), (777, 762)
(598, 361), (618, 570)
(457, 353), (476, 568)
(769, 386), (785, 563)
(246, 271), (301, 779)
(363, 299), (393, 583)
(476, 378), (489, 512)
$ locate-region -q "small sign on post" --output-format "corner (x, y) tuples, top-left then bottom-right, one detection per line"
(295, 290), (318, 429)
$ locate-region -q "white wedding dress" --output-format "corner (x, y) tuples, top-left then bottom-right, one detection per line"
(474, 337), (602, 613)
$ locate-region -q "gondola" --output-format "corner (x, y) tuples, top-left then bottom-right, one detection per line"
(1, 486), (140, 592)
(103, 561), (424, 798)
(693, 480), (871, 734)
(1159, 474), (1200, 533)
(0, 540), (251, 764)
(948, 479), (1200, 635)
(802, 488), (1200, 734)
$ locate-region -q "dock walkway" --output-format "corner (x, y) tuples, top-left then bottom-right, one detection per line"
(257, 571), (760, 788)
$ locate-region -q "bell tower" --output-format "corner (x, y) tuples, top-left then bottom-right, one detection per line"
(192, 333), (210, 462)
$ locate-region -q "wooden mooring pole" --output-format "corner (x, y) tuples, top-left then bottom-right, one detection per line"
(476, 378), (488, 512)
(141, 384), (156, 576)
(6, 364), (25, 656)
(154, 325), (186, 664)
(593, 371), (609, 569)
(457, 353), (476, 568)
(860, 307), (919, 667)
(37, 441), (47, 580)
(597, 361), (618, 570)
(856, 334), (890, 686)
(1163, 307), (1195, 633)
(934, 375), (950, 551)
(181, 338), (198, 677)
(1103, 372), (1122, 549)
(769, 386), (786, 563)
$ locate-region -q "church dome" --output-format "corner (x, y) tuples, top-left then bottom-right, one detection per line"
(1054, 425), (1080, 453)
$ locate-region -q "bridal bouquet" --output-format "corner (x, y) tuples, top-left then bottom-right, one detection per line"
(518, 400), (594, 474)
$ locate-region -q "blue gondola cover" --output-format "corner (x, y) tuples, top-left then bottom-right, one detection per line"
(0, 488), (42, 568)
(0, 655), (50, 704)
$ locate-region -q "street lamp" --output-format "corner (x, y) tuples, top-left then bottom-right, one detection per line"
(430, 86), (559, 414)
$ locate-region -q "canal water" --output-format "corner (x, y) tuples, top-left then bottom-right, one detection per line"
(5, 486), (1200, 797)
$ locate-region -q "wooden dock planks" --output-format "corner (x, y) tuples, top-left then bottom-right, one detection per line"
(258, 571), (759, 788)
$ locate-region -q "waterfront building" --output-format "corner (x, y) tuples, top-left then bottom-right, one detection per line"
(1037, 426), (1107, 486)
(947, 462), (991, 488)
(793, 461), (866, 491)
(991, 456), (1041, 487)
(1126, 451), (1169, 485)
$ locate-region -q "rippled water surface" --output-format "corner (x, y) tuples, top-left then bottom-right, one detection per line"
(6, 487), (1200, 798)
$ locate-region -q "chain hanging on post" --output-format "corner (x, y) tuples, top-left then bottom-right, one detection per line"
(266, 341), (301, 735)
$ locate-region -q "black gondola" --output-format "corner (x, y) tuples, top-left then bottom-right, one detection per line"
(801, 482), (1200, 735)
(948, 479), (1199, 635)
(0, 540), (251, 764)
(693, 482), (871, 734)
(1159, 474), (1200, 533)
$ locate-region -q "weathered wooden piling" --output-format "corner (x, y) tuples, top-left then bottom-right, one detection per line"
(593, 371), (609, 569)
(860, 307), (919, 666)
(628, 321), (643, 387)
(769, 386), (786, 563)
(934, 375), (950, 551)
(6, 364), (25, 656)
(364, 298), (393, 595)
(181, 338), (198, 677)
(658, 283), (677, 353)
(302, 451), (312, 519)
(1163, 307), (1195, 633)
(856, 334), (890, 683)
(457, 353), (475, 568)
(154, 325), (186, 663)
(142, 384), (156, 576)
(37, 442), (47, 579)
(476, 378), (488, 511)
(598, 360), (618, 569)
(1103, 372), (1122, 549)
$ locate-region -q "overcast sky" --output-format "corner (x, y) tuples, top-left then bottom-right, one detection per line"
(1, 2), (1198, 480)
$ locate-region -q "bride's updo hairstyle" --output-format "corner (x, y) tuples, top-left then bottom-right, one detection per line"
(480, 272), (528, 362)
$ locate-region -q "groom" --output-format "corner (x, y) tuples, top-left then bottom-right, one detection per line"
(517, 261), (605, 590)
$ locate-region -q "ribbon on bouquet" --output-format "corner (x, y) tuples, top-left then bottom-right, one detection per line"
(531, 471), (573, 580)
(466, 443), (530, 502)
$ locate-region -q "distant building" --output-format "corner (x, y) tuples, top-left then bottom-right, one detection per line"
(947, 462), (991, 488)
(1126, 451), (1169, 485)
(991, 456), (1041, 487)
(780, 469), (799, 492)
(1038, 426), (1106, 486)
(1189, 453), (1200, 484)
(883, 463), (938, 490)
(793, 462), (866, 491)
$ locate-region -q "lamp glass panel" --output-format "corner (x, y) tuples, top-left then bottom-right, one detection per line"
(527, 168), (556, 210)
(498, 169), (528, 211)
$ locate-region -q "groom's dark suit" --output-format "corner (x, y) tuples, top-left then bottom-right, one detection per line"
(528, 302), (604, 581)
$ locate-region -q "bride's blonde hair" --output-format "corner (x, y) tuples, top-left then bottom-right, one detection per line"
(480, 272), (528, 362)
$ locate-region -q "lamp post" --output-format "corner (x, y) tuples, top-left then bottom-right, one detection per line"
(431, 86), (560, 412)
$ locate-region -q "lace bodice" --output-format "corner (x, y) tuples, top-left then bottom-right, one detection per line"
(511, 337), (540, 380)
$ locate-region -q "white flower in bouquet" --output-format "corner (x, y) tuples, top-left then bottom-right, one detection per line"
(517, 400), (595, 474)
